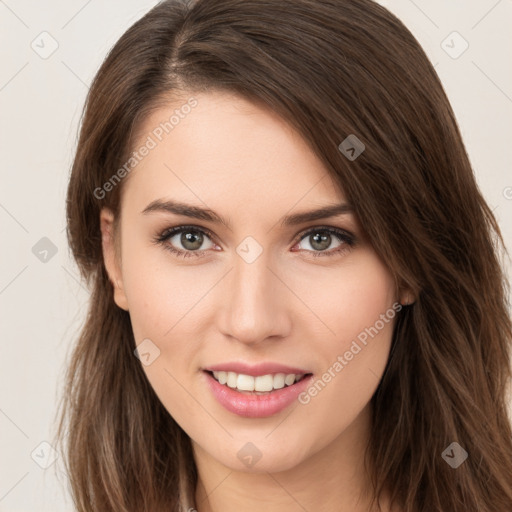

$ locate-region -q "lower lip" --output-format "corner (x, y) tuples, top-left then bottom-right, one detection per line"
(203, 371), (313, 418)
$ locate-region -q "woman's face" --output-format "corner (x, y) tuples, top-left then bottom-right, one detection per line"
(101, 90), (404, 474)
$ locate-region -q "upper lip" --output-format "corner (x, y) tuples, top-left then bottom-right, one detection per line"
(203, 362), (312, 377)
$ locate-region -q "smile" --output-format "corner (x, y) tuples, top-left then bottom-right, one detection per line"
(203, 370), (314, 418)
(209, 370), (308, 394)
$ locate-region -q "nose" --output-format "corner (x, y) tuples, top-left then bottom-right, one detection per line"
(217, 251), (292, 345)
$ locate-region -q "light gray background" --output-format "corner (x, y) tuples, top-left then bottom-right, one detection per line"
(1, 1), (511, 510)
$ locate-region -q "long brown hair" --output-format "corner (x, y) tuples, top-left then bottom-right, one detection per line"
(55, 0), (512, 510)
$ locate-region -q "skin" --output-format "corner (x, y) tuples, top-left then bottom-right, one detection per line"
(101, 91), (412, 512)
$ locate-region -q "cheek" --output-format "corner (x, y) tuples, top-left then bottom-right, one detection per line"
(339, 257), (396, 342)
(292, 251), (397, 424)
(119, 231), (208, 343)
(118, 238), (205, 426)
(286, 249), (396, 343)
(118, 233), (214, 403)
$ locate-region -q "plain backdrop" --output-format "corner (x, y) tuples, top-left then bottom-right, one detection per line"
(1, 1), (511, 510)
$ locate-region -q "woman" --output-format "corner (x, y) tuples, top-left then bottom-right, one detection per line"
(55, 0), (512, 511)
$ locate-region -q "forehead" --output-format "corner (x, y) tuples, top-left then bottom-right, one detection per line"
(121, 91), (347, 221)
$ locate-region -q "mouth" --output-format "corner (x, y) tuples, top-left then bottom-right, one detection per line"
(204, 370), (313, 395)
(204, 369), (314, 417)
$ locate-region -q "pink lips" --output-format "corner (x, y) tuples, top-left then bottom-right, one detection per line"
(202, 361), (313, 418)
(204, 361), (311, 377)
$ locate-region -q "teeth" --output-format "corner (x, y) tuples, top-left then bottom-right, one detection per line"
(211, 371), (306, 392)
(237, 373), (255, 391)
(273, 373), (285, 389)
(255, 374), (274, 392)
(284, 374), (296, 386)
(226, 372), (237, 388)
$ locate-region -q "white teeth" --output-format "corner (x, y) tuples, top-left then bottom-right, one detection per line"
(211, 371), (306, 392)
(237, 374), (255, 391)
(255, 374), (274, 392)
(284, 374), (296, 386)
(227, 371), (237, 388)
(273, 373), (285, 389)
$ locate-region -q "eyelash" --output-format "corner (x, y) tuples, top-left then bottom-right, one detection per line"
(152, 225), (356, 260)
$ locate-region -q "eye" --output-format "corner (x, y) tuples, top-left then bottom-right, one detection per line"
(292, 227), (355, 258)
(153, 225), (356, 259)
(153, 225), (218, 259)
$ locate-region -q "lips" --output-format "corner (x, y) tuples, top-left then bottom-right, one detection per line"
(203, 361), (311, 376)
(202, 361), (314, 417)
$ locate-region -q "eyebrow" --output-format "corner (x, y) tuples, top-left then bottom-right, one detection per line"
(141, 199), (353, 228)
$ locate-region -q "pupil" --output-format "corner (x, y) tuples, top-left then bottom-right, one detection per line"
(311, 232), (330, 251)
(181, 231), (203, 250)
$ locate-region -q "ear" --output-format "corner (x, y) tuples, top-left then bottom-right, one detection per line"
(100, 208), (129, 311)
(399, 287), (416, 306)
